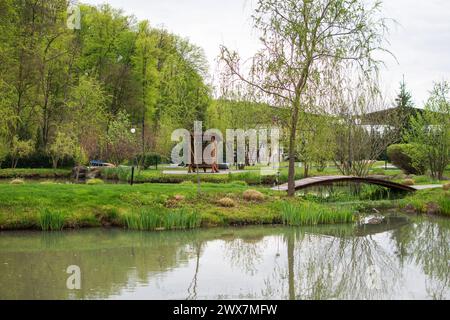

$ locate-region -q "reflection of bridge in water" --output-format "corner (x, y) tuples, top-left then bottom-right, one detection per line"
(272, 175), (416, 193)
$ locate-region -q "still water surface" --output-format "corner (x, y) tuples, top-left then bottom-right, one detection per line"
(0, 215), (449, 300)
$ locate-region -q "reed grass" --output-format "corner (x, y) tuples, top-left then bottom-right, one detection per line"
(38, 209), (65, 231)
(124, 208), (201, 231)
(281, 202), (355, 226)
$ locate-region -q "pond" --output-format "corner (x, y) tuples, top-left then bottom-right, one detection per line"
(0, 215), (449, 300)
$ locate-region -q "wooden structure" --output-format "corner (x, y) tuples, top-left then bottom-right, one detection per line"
(272, 175), (416, 192)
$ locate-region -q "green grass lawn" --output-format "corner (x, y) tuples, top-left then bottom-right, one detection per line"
(0, 183), (282, 230)
(0, 182), (448, 231)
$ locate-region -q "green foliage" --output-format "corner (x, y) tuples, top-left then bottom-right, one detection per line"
(404, 81), (450, 180)
(9, 137), (34, 169)
(124, 208), (201, 231)
(400, 188), (450, 217)
(0, 168), (71, 179)
(387, 144), (427, 175)
(48, 131), (77, 169)
(0, 1), (211, 167)
(137, 152), (167, 169)
(220, 0), (388, 195)
(394, 78), (416, 141)
(39, 209), (65, 231)
(0, 138), (8, 167)
(104, 111), (139, 165)
(86, 179), (105, 185)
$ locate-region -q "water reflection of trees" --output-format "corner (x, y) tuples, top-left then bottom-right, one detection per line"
(261, 218), (450, 300)
(261, 229), (401, 300)
(0, 229), (201, 299)
(222, 237), (266, 276)
(391, 218), (450, 299)
(1, 219), (448, 300)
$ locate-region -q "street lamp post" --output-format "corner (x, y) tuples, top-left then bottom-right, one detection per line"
(130, 128), (136, 186)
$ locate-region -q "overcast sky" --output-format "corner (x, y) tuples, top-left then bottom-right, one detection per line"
(82, 0), (450, 107)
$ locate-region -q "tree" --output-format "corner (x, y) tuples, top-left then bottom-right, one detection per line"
(104, 111), (139, 166)
(67, 75), (108, 160)
(10, 136), (34, 168)
(394, 77), (415, 142)
(132, 21), (159, 164)
(297, 112), (336, 176)
(220, 0), (388, 196)
(0, 1), (211, 166)
(405, 81), (450, 180)
(331, 75), (399, 177)
(0, 138), (8, 168)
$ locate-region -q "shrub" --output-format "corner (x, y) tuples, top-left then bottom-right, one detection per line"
(229, 180), (248, 187)
(137, 152), (168, 169)
(387, 144), (427, 175)
(86, 178), (104, 185)
(10, 178), (25, 185)
(402, 179), (415, 186)
(1, 152), (75, 169)
(243, 189), (264, 202)
(443, 183), (450, 191)
(218, 197), (237, 207)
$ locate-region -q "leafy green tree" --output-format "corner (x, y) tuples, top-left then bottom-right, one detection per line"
(297, 113), (336, 176)
(48, 131), (76, 169)
(405, 81), (450, 180)
(394, 78), (415, 142)
(10, 136), (34, 168)
(0, 138), (8, 168)
(104, 111), (139, 166)
(67, 75), (108, 160)
(132, 20), (160, 160)
(0, 1), (211, 166)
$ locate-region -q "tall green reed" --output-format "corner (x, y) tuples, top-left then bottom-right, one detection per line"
(39, 209), (65, 231)
(281, 202), (354, 226)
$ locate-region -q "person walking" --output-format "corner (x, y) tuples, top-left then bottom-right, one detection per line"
(210, 136), (219, 173)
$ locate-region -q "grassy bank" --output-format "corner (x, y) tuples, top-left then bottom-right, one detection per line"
(398, 188), (450, 217)
(0, 168), (71, 179)
(0, 182), (448, 231)
(101, 164), (450, 186)
(0, 182), (356, 230)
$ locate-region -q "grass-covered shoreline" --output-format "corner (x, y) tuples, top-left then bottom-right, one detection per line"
(0, 168), (71, 179)
(0, 182), (448, 231)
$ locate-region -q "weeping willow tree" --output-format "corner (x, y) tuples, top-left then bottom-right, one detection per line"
(220, 0), (390, 196)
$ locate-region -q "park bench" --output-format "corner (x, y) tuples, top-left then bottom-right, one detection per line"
(188, 163), (213, 173)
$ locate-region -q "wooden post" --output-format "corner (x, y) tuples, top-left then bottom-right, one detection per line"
(130, 166), (135, 186)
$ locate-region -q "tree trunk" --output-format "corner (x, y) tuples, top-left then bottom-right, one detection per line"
(287, 233), (295, 300)
(288, 98), (300, 197)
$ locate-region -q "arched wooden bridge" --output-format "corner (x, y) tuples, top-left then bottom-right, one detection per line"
(272, 175), (416, 192)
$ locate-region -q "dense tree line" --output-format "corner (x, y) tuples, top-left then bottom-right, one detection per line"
(0, 0), (211, 167)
